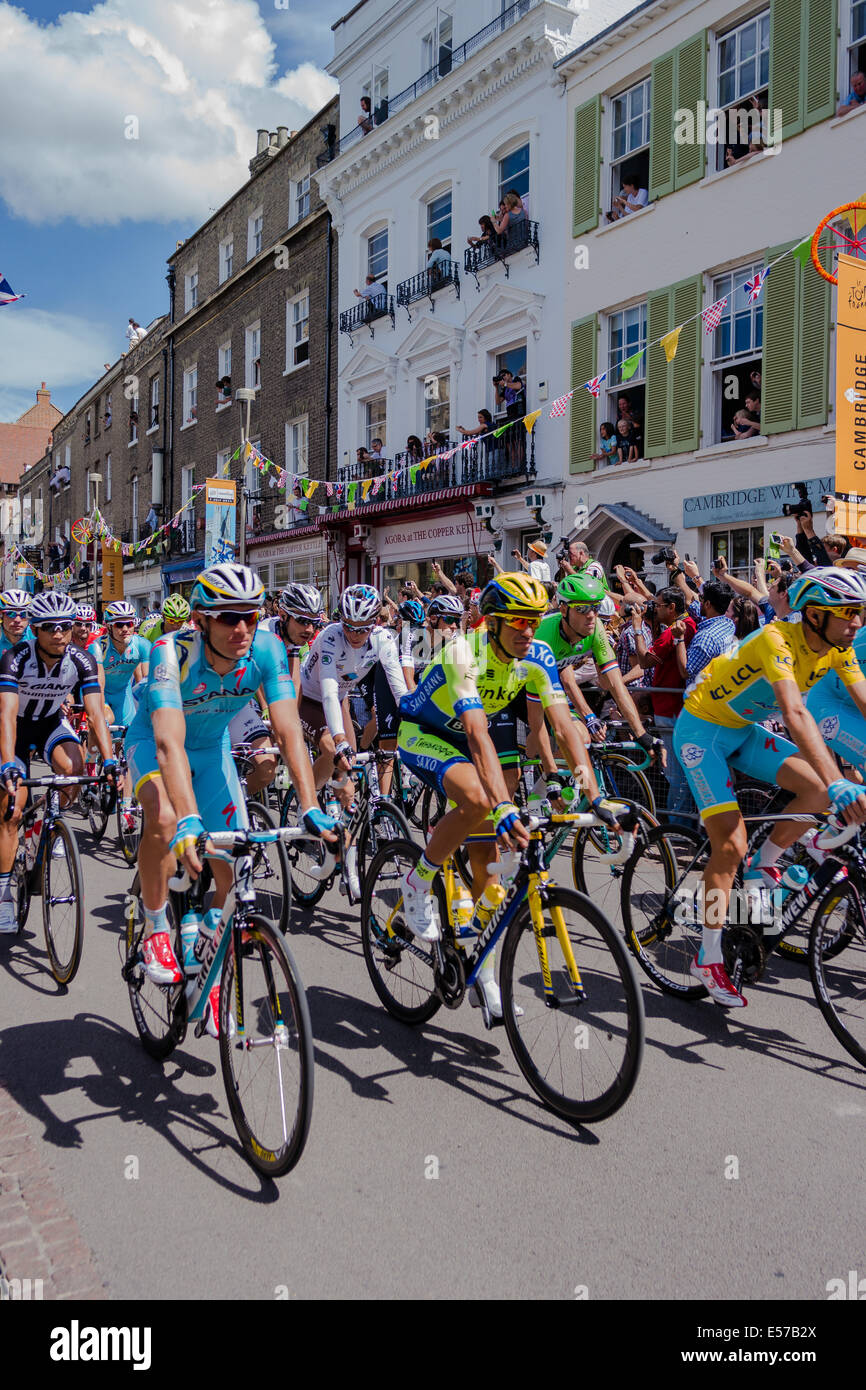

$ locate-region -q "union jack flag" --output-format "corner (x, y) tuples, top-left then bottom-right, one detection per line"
(701, 296), (728, 333)
(0, 274), (24, 306)
(548, 390), (575, 419)
(584, 373), (607, 398)
(744, 268), (769, 304)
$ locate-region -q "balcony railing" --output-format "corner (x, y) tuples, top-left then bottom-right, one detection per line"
(338, 295), (395, 343)
(464, 220), (540, 287)
(334, 0), (542, 157)
(396, 262), (460, 319)
(245, 490), (319, 539)
(170, 517), (197, 556)
(336, 429), (534, 505)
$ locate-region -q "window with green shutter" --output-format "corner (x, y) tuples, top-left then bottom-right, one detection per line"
(649, 51), (675, 200)
(674, 33), (707, 189)
(569, 315), (598, 474)
(804, 0), (837, 128)
(769, 0), (837, 139)
(649, 34), (707, 201)
(573, 97), (601, 237)
(797, 239), (831, 427)
(644, 276), (703, 458)
(762, 240), (830, 433)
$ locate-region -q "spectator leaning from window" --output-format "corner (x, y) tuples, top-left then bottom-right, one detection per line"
(730, 406), (761, 440)
(838, 70), (866, 116)
(616, 416), (639, 462)
(358, 95), (373, 133)
(467, 215), (496, 248)
(426, 238), (450, 278)
(609, 173), (649, 222)
(216, 375), (231, 406)
(457, 409), (494, 439)
(616, 394), (643, 455)
(406, 435), (424, 461)
(592, 421), (622, 467)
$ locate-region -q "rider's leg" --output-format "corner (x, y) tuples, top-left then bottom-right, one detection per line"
(700, 808), (748, 963)
(49, 738), (85, 809)
(244, 735), (277, 797)
(466, 766), (520, 901)
(136, 777), (178, 913)
(378, 737), (397, 795)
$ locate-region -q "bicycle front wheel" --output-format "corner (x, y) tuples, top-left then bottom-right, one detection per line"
(219, 914), (314, 1177)
(42, 819), (85, 985)
(124, 874), (187, 1060)
(117, 790), (142, 867)
(499, 886), (644, 1122)
(809, 876), (866, 1069)
(87, 767), (112, 842)
(279, 788), (329, 910)
(357, 801), (412, 887)
(594, 750), (656, 817)
(245, 800), (291, 934)
(620, 822), (708, 998)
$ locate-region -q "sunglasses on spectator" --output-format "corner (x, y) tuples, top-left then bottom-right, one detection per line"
(502, 615), (540, 632)
(211, 610), (259, 628)
(38, 621), (74, 634)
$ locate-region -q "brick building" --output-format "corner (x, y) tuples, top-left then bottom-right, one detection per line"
(0, 385), (63, 583)
(166, 98), (339, 603)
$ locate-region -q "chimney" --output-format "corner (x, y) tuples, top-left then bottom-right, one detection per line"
(269, 131), (278, 149)
(256, 128), (269, 155)
(290, 130), (298, 138)
(277, 126), (289, 147)
(36, 383), (49, 404)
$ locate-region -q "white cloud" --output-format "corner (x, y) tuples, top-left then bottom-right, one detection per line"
(0, 309), (115, 418)
(0, 0), (337, 226)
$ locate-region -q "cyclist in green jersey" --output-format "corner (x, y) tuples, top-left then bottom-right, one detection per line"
(140, 594), (191, 644)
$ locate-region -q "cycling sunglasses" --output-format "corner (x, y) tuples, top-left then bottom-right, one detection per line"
(565, 602), (600, 615)
(502, 615), (541, 632)
(37, 621), (74, 634)
(343, 622), (375, 635)
(110, 620), (136, 629)
(211, 609), (259, 628)
(286, 614), (322, 628)
(812, 604), (866, 620)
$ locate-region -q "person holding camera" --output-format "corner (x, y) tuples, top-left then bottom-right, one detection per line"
(631, 586), (696, 821)
(788, 494), (831, 567)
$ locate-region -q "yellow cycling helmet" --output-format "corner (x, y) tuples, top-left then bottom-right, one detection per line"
(480, 573), (549, 618)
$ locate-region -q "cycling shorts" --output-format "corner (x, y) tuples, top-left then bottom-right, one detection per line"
(397, 721), (472, 796)
(105, 685), (137, 728)
(488, 690), (527, 769)
(298, 695), (348, 748)
(13, 713), (79, 774)
(126, 734), (248, 832)
(228, 699), (269, 749)
(673, 709), (797, 820)
(805, 683), (866, 772)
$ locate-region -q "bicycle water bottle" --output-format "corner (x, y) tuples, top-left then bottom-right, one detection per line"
(474, 881), (507, 933)
(452, 886), (475, 937)
(324, 786), (341, 824)
(180, 908), (205, 975)
(24, 813), (42, 869)
(780, 863), (810, 892)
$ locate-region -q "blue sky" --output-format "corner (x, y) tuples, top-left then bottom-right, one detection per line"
(0, 0), (338, 421)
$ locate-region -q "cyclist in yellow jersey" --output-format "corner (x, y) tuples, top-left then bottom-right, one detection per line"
(672, 567), (866, 1007)
(397, 573), (614, 947)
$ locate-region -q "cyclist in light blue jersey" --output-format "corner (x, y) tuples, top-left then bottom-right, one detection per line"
(127, 564), (336, 1032)
(0, 590), (34, 654)
(101, 600), (150, 726)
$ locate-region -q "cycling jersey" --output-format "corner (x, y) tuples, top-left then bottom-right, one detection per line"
(532, 612), (617, 676)
(805, 625), (866, 769)
(301, 622), (407, 739)
(102, 633), (151, 723)
(0, 640), (100, 720)
(259, 615), (309, 662)
(0, 625), (34, 655)
(139, 617), (191, 645)
(684, 620), (863, 730)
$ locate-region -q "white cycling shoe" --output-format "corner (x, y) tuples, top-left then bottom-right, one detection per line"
(399, 874), (440, 941)
(0, 899), (18, 934)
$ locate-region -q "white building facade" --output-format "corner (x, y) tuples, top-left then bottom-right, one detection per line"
(558, 0), (865, 584)
(317, 0), (636, 591)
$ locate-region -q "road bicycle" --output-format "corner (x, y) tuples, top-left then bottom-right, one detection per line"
(9, 772), (103, 985)
(280, 750), (411, 912)
(361, 808), (644, 1123)
(232, 743), (291, 934)
(122, 825), (316, 1176)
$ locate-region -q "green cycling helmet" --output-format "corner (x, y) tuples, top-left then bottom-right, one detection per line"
(162, 594), (190, 621)
(556, 573), (607, 606)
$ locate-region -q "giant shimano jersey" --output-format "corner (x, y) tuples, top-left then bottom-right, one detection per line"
(533, 612), (617, 675)
(399, 627), (566, 739)
(301, 623), (407, 737)
(127, 628), (295, 749)
(684, 620), (864, 729)
(0, 640), (101, 719)
(102, 633), (151, 705)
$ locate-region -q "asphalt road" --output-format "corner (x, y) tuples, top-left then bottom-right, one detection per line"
(1, 808), (864, 1302)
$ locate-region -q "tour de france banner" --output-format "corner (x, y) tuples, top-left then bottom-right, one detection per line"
(834, 252), (866, 540)
(204, 477), (237, 567)
(101, 542), (124, 602)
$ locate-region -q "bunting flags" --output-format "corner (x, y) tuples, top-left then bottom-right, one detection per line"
(701, 296), (728, 333)
(0, 275), (25, 306)
(620, 352), (642, 382)
(584, 373), (606, 398)
(548, 390), (575, 419)
(660, 327), (681, 363)
(744, 268), (769, 304)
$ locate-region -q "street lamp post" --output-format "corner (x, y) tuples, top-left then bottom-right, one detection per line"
(234, 388), (258, 568)
(87, 472), (102, 612)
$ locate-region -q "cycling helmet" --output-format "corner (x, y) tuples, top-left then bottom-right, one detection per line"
(599, 594), (617, 620)
(30, 591), (77, 625)
(143, 610), (161, 625)
(557, 573), (607, 606)
(189, 564), (265, 611)
(162, 593), (191, 621)
(105, 600), (137, 625)
(427, 594), (464, 622)
(75, 603), (97, 623)
(278, 583), (323, 620)
(788, 567), (866, 611)
(479, 573), (548, 618)
(339, 584), (380, 625)
(398, 598), (425, 624)
(0, 589), (32, 614)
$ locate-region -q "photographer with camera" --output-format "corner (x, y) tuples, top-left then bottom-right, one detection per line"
(556, 538), (606, 584)
(785, 484), (831, 568)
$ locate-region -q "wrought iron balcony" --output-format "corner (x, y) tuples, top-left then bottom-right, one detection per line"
(333, 0), (542, 157)
(395, 262), (460, 319)
(170, 517), (197, 555)
(244, 489), (319, 538)
(464, 220), (540, 288)
(335, 428), (534, 506)
(339, 295), (395, 344)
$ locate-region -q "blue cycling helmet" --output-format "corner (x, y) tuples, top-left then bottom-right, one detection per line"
(398, 598), (425, 624)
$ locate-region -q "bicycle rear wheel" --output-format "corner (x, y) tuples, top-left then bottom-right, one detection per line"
(245, 800), (291, 934)
(123, 874), (187, 1059)
(357, 801), (412, 887)
(87, 765), (112, 842)
(571, 802), (658, 924)
(117, 791), (142, 867)
(361, 839), (442, 1024)
(279, 788), (329, 910)
(499, 886), (644, 1122)
(809, 875), (866, 1068)
(219, 913), (314, 1177)
(42, 819), (85, 985)
(620, 822), (707, 998)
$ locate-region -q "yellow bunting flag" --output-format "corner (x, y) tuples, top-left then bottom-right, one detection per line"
(306, 480), (319, 498)
(243, 440), (253, 462)
(419, 456), (435, 469)
(523, 410), (542, 433)
(361, 479), (372, 501)
(660, 327), (681, 363)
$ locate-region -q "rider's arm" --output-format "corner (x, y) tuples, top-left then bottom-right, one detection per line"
(774, 678), (862, 797)
(0, 690), (18, 768)
(545, 701), (601, 802)
(268, 696), (322, 814)
(82, 687), (115, 762)
(559, 663), (595, 722)
(526, 698), (564, 777)
(372, 627), (409, 702)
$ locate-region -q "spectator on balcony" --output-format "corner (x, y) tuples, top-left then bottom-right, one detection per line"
(426, 238), (450, 282)
(506, 187), (530, 217)
(354, 276), (387, 316)
(616, 416), (639, 463)
(496, 370), (526, 422)
(492, 192), (526, 239)
(406, 435), (425, 462)
(591, 421), (621, 467)
(355, 446), (371, 470)
(423, 428), (448, 452)
(838, 70), (866, 115)
(358, 95), (373, 134)
(467, 215), (496, 250)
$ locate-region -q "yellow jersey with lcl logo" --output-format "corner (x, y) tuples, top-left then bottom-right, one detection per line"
(684, 620), (864, 730)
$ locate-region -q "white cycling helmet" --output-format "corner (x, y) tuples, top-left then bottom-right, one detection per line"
(0, 589), (32, 614)
(340, 584), (380, 626)
(599, 594), (617, 621)
(278, 583), (323, 620)
(75, 603), (97, 623)
(30, 591), (78, 625)
(105, 599), (137, 625)
(427, 594), (464, 622)
(190, 563), (265, 611)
